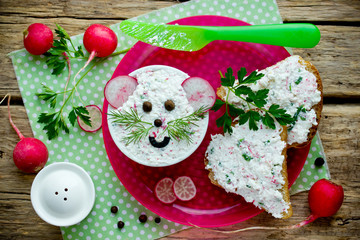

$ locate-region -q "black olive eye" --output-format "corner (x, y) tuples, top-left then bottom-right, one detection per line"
(164, 100), (175, 111)
(143, 101), (152, 112)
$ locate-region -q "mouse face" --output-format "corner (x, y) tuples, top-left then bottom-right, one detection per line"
(108, 66), (214, 166)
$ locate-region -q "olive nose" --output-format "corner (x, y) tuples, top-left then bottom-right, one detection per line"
(154, 119), (162, 127)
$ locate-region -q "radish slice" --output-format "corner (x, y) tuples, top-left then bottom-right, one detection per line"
(155, 177), (177, 204)
(104, 76), (138, 109)
(173, 176), (196, 201)
(77, 105), (102, 132)
(182, 77), (216, 110)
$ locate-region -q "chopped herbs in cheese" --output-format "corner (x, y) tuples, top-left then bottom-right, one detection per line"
(206, 121), (290, 218)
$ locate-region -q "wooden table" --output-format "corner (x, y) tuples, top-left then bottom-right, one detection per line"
(1, 0), (359, 239)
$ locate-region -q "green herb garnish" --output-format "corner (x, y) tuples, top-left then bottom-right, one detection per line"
(211, 67), (294, 133)
(242, 153), (253, 161)
(44, 24), (85, 76)
(288, 105), (307, 130)
(165, 106), (208, 143)
(36, 61), (98, 140)
(108, 106), (208, 145)
(295, 76), (303, 85)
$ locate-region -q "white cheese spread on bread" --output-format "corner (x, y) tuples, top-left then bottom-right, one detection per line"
(205, 121), (291, 218)
(225, 55), (321, 146)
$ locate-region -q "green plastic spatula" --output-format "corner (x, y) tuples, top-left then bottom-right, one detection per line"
(120, 20), (320, 51)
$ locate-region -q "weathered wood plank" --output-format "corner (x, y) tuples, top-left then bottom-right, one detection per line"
(277, 0), (360, 23)
(1, 104), (359, 239)
(1, 22), (360, 98)
(1, 0), (359, 22)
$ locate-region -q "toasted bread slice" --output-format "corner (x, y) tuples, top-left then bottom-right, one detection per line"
(217, 56), (323, 148)
(205, 122), (292, 219)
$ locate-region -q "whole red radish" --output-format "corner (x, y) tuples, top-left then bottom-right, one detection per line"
(83, 24), (118, 58)
(2, 95), (48, 173)
(308, 179), (344, 218)
(72, 24), (118, 90)
(23, 23), (53, 55)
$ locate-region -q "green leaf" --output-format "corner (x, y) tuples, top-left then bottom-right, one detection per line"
(211, 99), (225, 112)
(75, 106), (91, 127)
(262, 112), (276, 129)
(58, 116), (70, 134)
(248, 111), (260, 130)
(246, 89), (269, 108)
(68, 109), (77, 126)
(55, 23), (70, 40)
(238, 111), (249, 125)
(216, 112), (233, 134)
(268, 104), (286, 118)
(221, 67), (235, 87)
(75, 106), (89, 115)
(234, 85), (252, 96)
(38, 112), (58, 123)
(228, 104), (245, 117)
(269, 104), (294, 126)
(239, 70), (264, 84)
(237, 67), (247, 83)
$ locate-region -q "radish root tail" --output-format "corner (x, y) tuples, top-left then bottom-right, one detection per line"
(1, 94), (24, 140)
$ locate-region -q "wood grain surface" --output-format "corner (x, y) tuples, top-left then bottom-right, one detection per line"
(1, 0), (359, 239)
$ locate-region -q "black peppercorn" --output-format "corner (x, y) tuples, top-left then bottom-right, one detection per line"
(117, 221), (125, 229)
(164, 100), (175, 111)
(155, 217), (161, 223)
(154, 119), (162, 127)
(143, 101), (152, 112)
(314, 157), (325, 167)
(139, 214), (147, 223)
(111, 206), (118, 213)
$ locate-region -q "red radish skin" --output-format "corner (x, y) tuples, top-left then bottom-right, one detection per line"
(83, 24), (118, 58)
(1, 95), (48, 173)
(23, 23), (53, 55)
(308, 179), (344, 218)
(72, 24), (118, 92)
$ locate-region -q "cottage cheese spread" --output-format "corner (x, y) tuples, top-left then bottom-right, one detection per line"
(226, 55), (321, 145)
(205, 121), (290, 218)
(108, 66), (208, 167)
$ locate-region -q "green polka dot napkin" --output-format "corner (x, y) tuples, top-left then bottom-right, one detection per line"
(9, 0), (330, 239)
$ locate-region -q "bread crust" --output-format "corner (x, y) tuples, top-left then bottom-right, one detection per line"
(288, 56), (323, 148)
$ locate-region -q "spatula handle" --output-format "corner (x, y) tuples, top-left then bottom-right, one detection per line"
(208, 23), (320, 48)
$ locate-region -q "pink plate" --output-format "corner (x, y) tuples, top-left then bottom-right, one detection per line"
(102, 15), (310, 227)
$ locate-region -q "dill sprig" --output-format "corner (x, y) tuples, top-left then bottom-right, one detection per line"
(108, 106), (208, 145)
(108, 108), (153, 145)
(165, 106), (208, 143)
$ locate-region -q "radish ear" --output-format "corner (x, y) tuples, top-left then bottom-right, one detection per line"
(104, 76), (138, 109)
(182, 77), (216, 110)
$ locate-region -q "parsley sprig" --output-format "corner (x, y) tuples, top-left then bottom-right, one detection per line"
(108, 106), (208, 145)
(36, 60), (100, 140)
(211, 67), (294, 134)
(44, 24), (85, 76)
